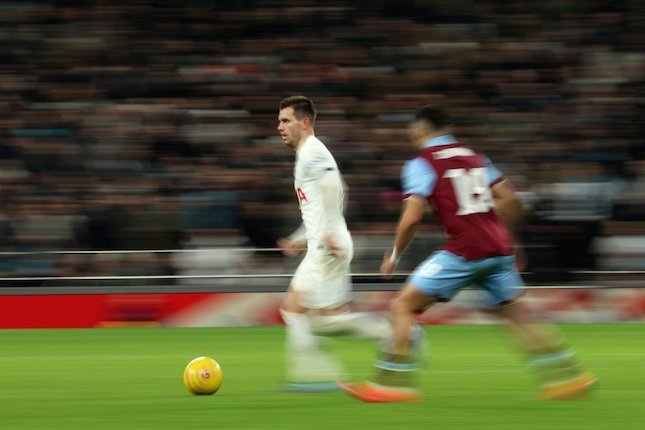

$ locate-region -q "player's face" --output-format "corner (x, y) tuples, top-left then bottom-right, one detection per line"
(408, 120), (427, 148)
(277, 107), (303, 149)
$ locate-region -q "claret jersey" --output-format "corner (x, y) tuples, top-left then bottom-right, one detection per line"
(402, 134), (513, 260)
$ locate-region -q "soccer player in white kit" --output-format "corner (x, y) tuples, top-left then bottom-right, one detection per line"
(277, 96), (392, 391)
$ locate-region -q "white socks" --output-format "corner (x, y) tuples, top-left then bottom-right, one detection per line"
(310, 311), (394, 342)
(280, 308), (317, 350)
(280, 308), (345, 382)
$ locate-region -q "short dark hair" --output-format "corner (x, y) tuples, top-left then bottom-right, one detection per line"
(415, 105), (453, 130)
(279, 95), (317, 124)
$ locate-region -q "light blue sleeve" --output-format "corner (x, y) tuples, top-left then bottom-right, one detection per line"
(482, 156), (504, 185)
(401, 157), (437, 198)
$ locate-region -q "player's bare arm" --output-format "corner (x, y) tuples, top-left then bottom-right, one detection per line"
(381, 195), (426, 278)
(492, 179), (526, 270)
(491, 179), (521, 234)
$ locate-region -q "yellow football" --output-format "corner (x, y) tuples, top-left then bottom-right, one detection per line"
(183, 356), (223, 395)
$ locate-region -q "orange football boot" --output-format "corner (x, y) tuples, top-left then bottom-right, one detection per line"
(540, 372), (598, 400)
(337, 381), (421, 403)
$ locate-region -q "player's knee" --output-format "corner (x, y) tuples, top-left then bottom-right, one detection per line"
(390, 289), (436, 317)
(390, 296), (413, 317)
(281, 300), (302, 314)
(281, 290), (308, 314)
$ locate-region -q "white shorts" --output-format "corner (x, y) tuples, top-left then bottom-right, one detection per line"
(290, 242), (354, 309)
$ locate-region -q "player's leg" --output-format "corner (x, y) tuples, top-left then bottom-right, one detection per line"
(498, 300), (597, 399)
(374, 283), (436, 383)
(484, 255), (597, 399)
(337, 286), (438, 402)
(339, 251), (468, 402)
(281, 253), (350, 391)
(280, 288), (314, 354)
(388, 287), (433, 356)
(307, 246), (394, 342)
(280, 292), (344, 391)
(310, 307), (393, 340)
(307, 262), (393, 342)
(381, 251), (468, 366)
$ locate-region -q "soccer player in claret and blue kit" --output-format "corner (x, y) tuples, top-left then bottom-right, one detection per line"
(338, 105), (597, 402)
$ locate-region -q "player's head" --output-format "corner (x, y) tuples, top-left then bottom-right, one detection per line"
(409, 105), (454, 147)
(278, 95), (317, 150)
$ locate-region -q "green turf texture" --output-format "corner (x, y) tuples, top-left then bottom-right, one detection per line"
(1, 324), (643, 430)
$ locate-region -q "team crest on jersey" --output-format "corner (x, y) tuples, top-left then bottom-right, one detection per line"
(296, 187), (308, 205)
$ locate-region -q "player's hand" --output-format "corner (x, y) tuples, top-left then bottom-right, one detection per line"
(323, 235), (346, 259)
(277, 238), (306, 257)
(380, 251), (397, 279)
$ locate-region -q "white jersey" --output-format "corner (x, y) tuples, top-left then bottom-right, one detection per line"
(293, 136), (350, 246)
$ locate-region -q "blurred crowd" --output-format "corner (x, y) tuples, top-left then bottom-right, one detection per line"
(0, 0), (643, 280)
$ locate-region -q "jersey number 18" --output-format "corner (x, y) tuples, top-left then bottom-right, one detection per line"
(443, 167), (494, 215)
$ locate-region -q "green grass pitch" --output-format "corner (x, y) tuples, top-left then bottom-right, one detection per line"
(1, 324), (644, 430)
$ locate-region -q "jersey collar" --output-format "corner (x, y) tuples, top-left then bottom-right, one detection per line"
(296, 134), (316, 153)
(421, 134), (458, 149)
